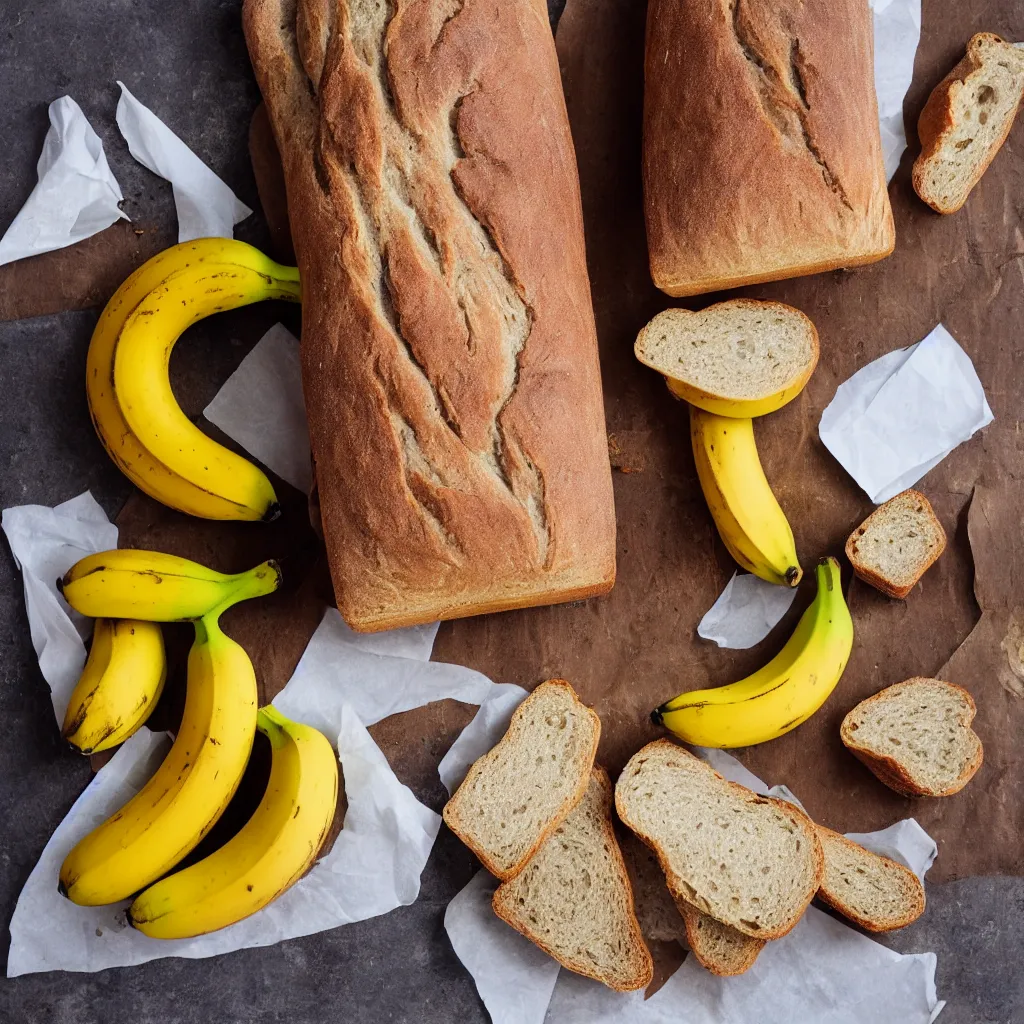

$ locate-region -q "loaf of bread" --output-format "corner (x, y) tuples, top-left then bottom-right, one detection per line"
(643, 0), (895, 297)
(244, 0), (616, 630)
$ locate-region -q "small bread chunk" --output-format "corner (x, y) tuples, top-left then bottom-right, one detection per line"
(443, 679), (599, 880)
(846, 490), (946, 599)
(841, 678), (983, 797)
(816, 827), (925, 932)
(615, 741), (823, 940)
(676, 900), (766, 976)
(634, 300), (819, 417)
(913, 34), (1024, 214)
(492, 768), (653, 991)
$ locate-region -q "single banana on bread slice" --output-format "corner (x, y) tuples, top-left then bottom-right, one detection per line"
(913, 33), (1024, 214)
(492, 768), (653, 991)
(615, 741), (823, 941)
(443, 679), (600, 880)
(634, 299), (819, 418)
(841, 678), (983, 797)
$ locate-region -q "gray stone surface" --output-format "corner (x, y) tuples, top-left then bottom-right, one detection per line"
(1, 2), (1022, 1023)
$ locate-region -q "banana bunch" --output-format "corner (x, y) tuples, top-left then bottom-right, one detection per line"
(62, 619), (166, 755)
(87, 238), (301, 521)
(128, 705), (338, 939)
(653, 557), (853, 748)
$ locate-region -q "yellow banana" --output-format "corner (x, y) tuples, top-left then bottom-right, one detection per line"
(690, 405), (802, 586)
(59, 613), (259, 905)
(62, 619), (166, 754)
(653, 557), (853, 748)
(60, 549), (281, 622)
(87, 238), (301, 521)
(128, 706), (338, 939)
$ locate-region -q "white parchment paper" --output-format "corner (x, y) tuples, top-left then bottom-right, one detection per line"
(697, 572), (798, 650)
(870, 0), (922, 181)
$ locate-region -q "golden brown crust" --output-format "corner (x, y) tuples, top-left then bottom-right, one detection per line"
(642, 0), (894, 297)
(244, 0), (616, 631)
(676, 898), (767, 975)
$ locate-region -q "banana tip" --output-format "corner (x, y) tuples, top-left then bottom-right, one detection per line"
(785, 566), (802, 587)
(650, 707), (664, 727)
(55, 576), (65, 595)
(263, 502), (282, 523)
(57, 879), (69, 900)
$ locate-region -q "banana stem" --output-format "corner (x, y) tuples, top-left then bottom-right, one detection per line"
(205, 560), (283, 622)
(256, 705), (291, 749)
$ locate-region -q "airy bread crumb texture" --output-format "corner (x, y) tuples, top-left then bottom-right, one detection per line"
(677, 900), (766, 975)
(841, 678), (982, 797)
(492, 768), (653, 991)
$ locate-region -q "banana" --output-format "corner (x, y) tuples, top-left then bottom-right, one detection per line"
(62, 619), (166, 754)
(652, 557), (853, 748)
(59, 613), (259, 906)
(128, 706), (338, 939)
(87, 238), (301, 521)
(690, 405), (802, 587)
(60, 549), (281, 622)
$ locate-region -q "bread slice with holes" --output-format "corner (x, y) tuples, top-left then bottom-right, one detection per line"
(620, 829), (687, 945)
(841, 678), (983, 797)
(913, 33), (1024, 214)
(615, 741), (823, 941)
(634, 300), (819, 417)
(846, 490), (947, 599)
(815, 826), (925, 932)
(443, 679), (600, 880)
(676, 900), (767, 975)
(492, 767), (653, 991)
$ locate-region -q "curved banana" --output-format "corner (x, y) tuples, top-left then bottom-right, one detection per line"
(128, 706), (338, 939)
(62, 619), (166, 754)
(652, 557), (853, 748)
(690, 406), (802, 587)
(87, 238), (301, 521)
(666, 373), (812, 418)
(60, 549), (281, 622)
(59, 614), (259, 905)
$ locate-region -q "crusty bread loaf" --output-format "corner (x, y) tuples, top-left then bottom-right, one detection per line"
(676, 901), (766, 976)
(841, 678), (983, 797)
(615, 741), (822, 940)
(443, 680), (600, 879)
(244, 0), (615, 632)
(642, 0), (894, 297)
(913, 34), (1024, 214)
(846, 490), (946, 599)
(492, 768), (653, 991)
(634, 300), (819, 417)
(815, 826), (925, 932)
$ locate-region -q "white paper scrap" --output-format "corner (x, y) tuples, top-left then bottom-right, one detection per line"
(870, 0), (922, 181)
(203, 324), (312, 493)
(1, 492), (118, 721)
(0, 96), (127, 267)
(697, 572), (798, 649)
(848, 818), (938, 882)
(820, 324), (993, 504)
(115, 81), (251, 243)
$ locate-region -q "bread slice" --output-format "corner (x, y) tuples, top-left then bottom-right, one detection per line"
(634, 300), (819, 417)
(442, 679), (600, 880)
(615, 741), (823, 940)
(840, 678), (983, 797)
(676, 900), (766, 976)
(619, 829), (686, 945)
(492, 768), (653, 991)
(846, 490), (946, 599)
(815, 826), (925, 932)
(913, 33), (1024, 214)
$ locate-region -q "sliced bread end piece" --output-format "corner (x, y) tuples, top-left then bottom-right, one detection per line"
(492, 767), (654, 992)
(615, 740), (823, 940)
(815, 826), (925, 932)
(634, 299), (819, 417)
(841, 677), (983, 797)
(676, 900), (766, 976)
(846, 490), (947, 599)
(913, 33), (1024, 214)
(443, 679), (600, 880)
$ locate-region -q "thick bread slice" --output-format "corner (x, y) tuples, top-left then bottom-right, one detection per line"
(492, 768), (653, 991)
(634, 300), (819, 417)
(815, 826), (925, 932)
(443, 680), (600, 880)
(615, 741), (823, 940)
(676, 900), (766, 976)
(846, 490), (946, 599)
(841, 678), (983, 797)
(913, 34), (1024, 214)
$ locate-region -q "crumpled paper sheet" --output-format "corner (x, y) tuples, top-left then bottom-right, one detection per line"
(0, 96), (127, 267)
(697, 572), (798, 650)
(819, 324), (993, 504)
(0, 491), (118, 721)
(116, 81), (252, 243)
(870, 0), (922, 181)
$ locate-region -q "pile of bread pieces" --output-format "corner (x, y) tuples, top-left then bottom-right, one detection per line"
(443, 679), (982, 987)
